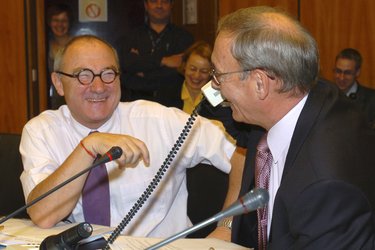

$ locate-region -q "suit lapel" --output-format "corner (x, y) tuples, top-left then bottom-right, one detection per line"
(282, 81), (331, 179)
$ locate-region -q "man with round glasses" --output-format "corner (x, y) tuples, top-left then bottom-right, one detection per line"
(19, 35), (239, 238)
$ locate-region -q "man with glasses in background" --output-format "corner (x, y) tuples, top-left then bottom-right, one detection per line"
(333, 48), (375, 128)
(19, 35), (239, 239)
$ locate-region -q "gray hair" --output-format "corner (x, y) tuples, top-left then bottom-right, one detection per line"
(53, 35), (120, 71)
(217, 6), (319, 95)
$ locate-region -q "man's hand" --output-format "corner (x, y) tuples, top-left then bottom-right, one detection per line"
(82, 133), (150, 168)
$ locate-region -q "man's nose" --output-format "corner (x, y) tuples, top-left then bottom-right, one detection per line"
(90, 76), (106, 92)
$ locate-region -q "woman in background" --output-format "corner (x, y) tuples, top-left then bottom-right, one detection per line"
(46, 3), (73, 109)
(178, 41), (250, 239)
(178, 41), (212, 114)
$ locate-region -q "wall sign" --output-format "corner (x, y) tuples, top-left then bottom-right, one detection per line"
(183, 0), (198, 24)
(79, 0), (108, 22)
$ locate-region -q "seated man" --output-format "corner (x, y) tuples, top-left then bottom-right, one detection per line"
(211, 6), (375, 249)
(19, 35), (237, 238)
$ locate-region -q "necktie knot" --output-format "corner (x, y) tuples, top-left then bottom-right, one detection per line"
(256, 134), (269, 152)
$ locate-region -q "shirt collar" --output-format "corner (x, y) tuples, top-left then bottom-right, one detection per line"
(346, 81), (358, 96)
(181, 81), (203, 113)
(181, 82), (190, 101)
(65, 105), (119, 137)
(267, 94), (308, 164)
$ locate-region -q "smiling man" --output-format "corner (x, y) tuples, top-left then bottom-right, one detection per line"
(333, 48), (375, 128)
(19, 35), (237, 238)
(210, 6), (375, 249)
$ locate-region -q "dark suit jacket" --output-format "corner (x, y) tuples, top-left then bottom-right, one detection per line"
(349, 83), (375, 129)
(232, 80), (375, 249)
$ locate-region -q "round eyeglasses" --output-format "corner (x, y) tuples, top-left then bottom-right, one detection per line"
(56, 68), (120, 85)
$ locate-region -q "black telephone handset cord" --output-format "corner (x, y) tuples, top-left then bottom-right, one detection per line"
(104, 100), (204, 249)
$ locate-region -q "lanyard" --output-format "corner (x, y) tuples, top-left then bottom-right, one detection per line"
(147, 27), (168, 54)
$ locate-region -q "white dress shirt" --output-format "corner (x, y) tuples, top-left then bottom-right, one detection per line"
(266, 95), (308, 237)
(20, 100), (235, 237)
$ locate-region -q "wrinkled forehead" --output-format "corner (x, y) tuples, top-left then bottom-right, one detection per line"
(212, 32), (237, 68)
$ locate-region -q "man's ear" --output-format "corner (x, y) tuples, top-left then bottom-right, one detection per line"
(355, 68), (361, 78)
(51, 72), (65, 96)
(254, 71), (269, 100)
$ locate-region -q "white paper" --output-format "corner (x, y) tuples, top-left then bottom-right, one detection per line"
(108, 235), (250, 250)
(1, 219), (250, 250)
(0, 218), (112, 247)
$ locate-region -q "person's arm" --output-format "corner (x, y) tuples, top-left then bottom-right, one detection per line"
(26, 132), (149, 228)
(160, 53), (184, 68)
(207, 146), (246, 241)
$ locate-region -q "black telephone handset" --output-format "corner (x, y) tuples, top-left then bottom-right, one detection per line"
(104, 81), (224, 249)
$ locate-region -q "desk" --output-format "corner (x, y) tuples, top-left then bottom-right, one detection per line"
(0, 219), (250, 249)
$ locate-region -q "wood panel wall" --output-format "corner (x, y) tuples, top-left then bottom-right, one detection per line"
(0, 1), (28, 134)
(172, 0), (218, 46)
(219, 0), (298, 18)
(301, 0), (375, 88)
(219, 0), (375, 89)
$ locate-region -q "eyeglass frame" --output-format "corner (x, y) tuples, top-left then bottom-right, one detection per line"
(333, 68), (357, 76)
(210, 67), (275, 85)
(55, 68), (120, 85)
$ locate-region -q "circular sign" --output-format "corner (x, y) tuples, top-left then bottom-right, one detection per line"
(85, 3), (101, 19)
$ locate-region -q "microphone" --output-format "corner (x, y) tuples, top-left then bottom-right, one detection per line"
(39, 222), (93, 250)
(145, 188), (269, 250)
(0, 146), (123, 225)
(94, 146), (123, 165)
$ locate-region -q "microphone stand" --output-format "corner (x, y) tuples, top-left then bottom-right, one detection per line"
(0, 146), (122, 225)
(145, 188), (269, 250)
(145, 216), (219, 250)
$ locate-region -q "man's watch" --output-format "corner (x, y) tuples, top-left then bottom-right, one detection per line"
(217, 218), (232, 230)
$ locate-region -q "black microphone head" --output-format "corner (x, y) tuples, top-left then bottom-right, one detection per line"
(95, 146), (123, 165)
(62, 222), (93, 243)
(39, 222), (93, 250)
(109, 146), (123, 160)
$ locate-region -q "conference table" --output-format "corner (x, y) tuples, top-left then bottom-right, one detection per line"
(0, 218), (250, 249)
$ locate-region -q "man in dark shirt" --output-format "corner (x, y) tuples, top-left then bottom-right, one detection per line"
(118, 0), (194, 107)
(333, 48), (375, 129)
